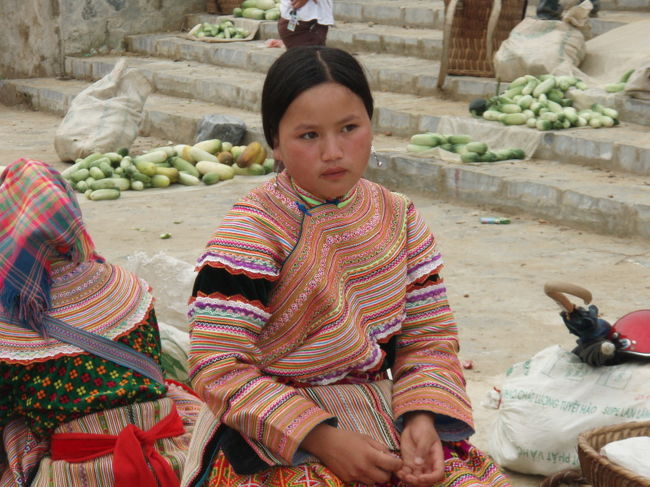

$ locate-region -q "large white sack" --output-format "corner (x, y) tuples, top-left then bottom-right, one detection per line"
(494, 13), (587, 82)
(54, 59), (152, 161)
(487, 345), (650, 476)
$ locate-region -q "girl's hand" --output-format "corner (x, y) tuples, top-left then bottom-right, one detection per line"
(301, 423), (403, 484)
(397, 412), (445, 487)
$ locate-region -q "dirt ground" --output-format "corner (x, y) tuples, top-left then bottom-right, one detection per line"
(3, 104), (650, 486)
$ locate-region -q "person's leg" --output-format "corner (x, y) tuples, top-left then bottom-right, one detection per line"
(590, 0), (600, 16)
(277, 18), (328, 48)
(536, 0), (561, 19)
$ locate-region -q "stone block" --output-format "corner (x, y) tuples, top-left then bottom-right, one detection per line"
(247, 49), (279, 73)
(374, 107), (417, 137)
(415, 75), (439, 97)
(417, 116), (442, 133)
(364, 5), (403, 25)
(333, 3), (364, 22)
(195, 114), (247, 145)
(142, 110), (197, 144)
(38, 87), (71, 116)
(503, 179), (561, 212)
(207, 45), (250, 68)
(622, 97), (650, 127)
(154, 37), (180, 59)
(616, 144), (650, 176)
(404, 8), (436, 28)
(550, 134), (613, 169)
(177, 41), (210, 64)
(65, 57), (93, 80)
(353, 32), (382, 52)
(153, 71), (197, 99)
(443, 167), (504, 204)
(418, 37), (442, 60)
(377, 69), (415, 95)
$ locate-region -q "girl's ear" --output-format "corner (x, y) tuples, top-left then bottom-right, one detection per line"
(272, 136), (282, 161)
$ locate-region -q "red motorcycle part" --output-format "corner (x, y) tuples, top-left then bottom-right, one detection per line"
(612, 309), (650, 356)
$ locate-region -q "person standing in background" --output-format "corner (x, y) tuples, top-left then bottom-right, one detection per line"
(537, 0), (599, 19)
(277, 0), (333, 49)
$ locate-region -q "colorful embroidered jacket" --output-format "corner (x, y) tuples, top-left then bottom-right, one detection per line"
(0, 261), (166, 441)
(188, 172), (474, 468)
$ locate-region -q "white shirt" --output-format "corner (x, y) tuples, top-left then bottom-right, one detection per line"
(279, 0), (334, 25)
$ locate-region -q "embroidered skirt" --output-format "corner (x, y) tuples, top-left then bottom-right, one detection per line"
(206, 440), (511, 487)
(28, 384), (201, 487)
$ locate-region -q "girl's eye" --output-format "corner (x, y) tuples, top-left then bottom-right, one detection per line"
(300, 131), (318, 140)
(342, 124), (357, 133)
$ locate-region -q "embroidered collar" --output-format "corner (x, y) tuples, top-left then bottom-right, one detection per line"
(289, 175), (358, 210)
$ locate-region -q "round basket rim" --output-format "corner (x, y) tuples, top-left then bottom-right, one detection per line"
(578, 421), (650, 487)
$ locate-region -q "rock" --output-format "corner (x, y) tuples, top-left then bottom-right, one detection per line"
(195, 114), (247, 145)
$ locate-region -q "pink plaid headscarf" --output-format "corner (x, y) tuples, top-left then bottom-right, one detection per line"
(0, 158), (101, 334)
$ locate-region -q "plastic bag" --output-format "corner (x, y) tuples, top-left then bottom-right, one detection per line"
(54, 58), (152, 161)
(487, 345), (650, 475)
(124, 251), (196, 331)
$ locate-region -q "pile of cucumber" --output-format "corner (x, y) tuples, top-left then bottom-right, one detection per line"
(233, 0), (280, 20)
(61, 139), (275, 201)
(187, 20), (250, 39)
(407, 133), (525, 163)
(604, 68), (635, 93)
(470, 74), (620, 130)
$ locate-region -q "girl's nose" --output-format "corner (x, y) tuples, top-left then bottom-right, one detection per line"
(321, 135), (343, 161)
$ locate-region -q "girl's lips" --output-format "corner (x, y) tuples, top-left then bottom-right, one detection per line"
(322, 167), (347, 177)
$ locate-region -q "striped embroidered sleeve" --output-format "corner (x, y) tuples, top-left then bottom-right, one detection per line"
(188, 212), (335, 465)
(391, 203), (474, 441)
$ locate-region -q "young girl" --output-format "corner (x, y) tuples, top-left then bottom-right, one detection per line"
(181, 46), (510, 487)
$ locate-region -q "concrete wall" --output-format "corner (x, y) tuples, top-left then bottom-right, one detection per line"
(0, 0), (204, 79)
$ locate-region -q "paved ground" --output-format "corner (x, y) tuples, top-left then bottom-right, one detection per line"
(4, 104), (650, 486)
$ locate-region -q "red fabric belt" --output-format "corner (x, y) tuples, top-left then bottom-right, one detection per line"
(50, 407), (185, 487)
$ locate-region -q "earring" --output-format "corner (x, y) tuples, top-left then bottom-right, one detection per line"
(371, 145), (383, 167)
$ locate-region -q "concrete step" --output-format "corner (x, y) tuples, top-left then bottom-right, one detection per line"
(186, 14), (445, 60)
(62, 53), (650, 174)
(3, 76), (650, 240)
(185, 9), (646, 62)
(126, 34), (457, 99)
(125, 32), (650, 126)
(2, 75), (649, 181)
(0, 77), (266, 145)
(367, 137), (650, 240)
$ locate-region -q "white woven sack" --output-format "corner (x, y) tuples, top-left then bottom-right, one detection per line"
(54, 59), (152, 161)
(494, 17), (586, 82)
(488, 345), (650, 476)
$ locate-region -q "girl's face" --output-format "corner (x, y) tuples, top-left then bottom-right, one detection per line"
(273, 82), (372, 201)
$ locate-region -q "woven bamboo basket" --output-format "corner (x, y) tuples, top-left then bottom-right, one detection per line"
(437, 0), (527, 88)
(206, 0), (241, 14)
(577, 421), (650, 487)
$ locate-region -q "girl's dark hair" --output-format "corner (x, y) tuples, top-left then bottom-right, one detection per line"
(261, 46), (374, 149)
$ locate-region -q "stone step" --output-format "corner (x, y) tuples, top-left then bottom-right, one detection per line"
(3, 76), (650, 240)
(367, 137), (650, 240)
(184, 9), (644, 61)
(0, 78), (266, 145)
(186, 15), (445, 59)
(127, 35), (491, 99)
(125, 32), (650, 126)
(333, 0), (648, 36)
(3, 75), (649, 180)
(64, 52), (650, 162)
(334, 0), (650, 21)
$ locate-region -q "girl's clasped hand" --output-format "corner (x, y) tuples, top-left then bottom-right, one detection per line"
(301, 413), (445, 486)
